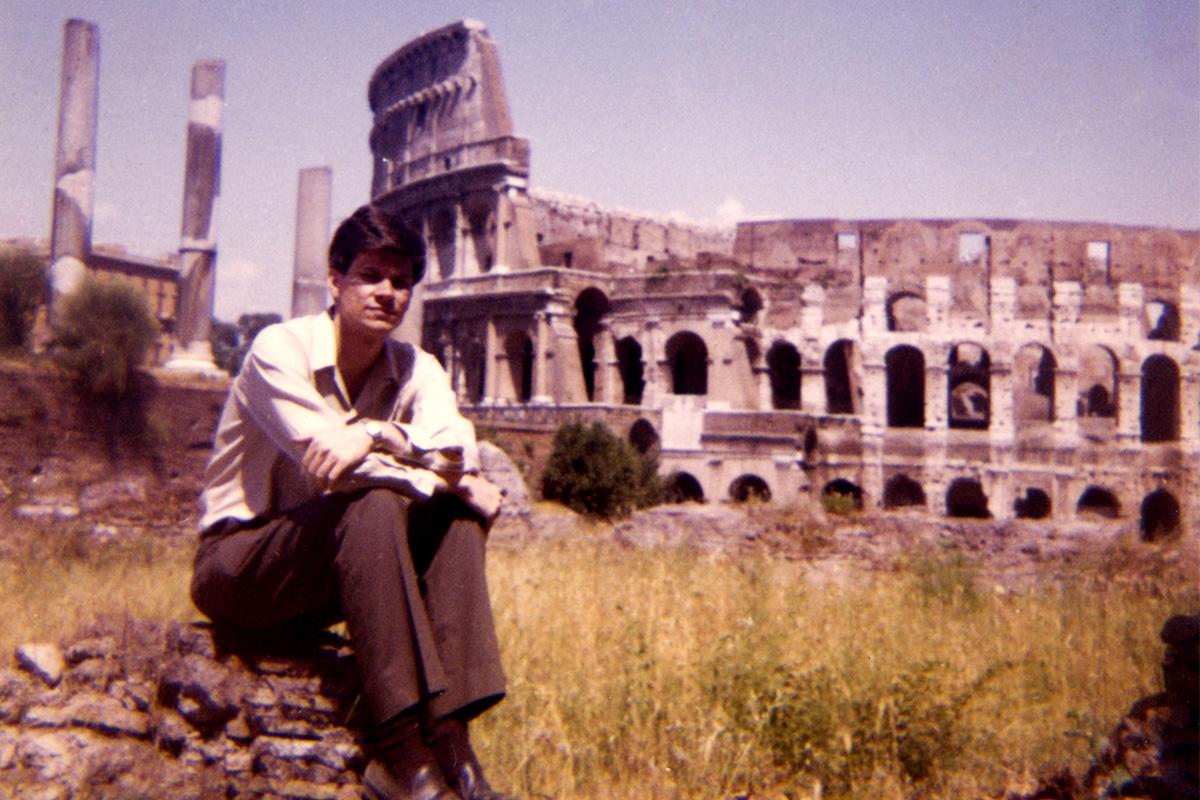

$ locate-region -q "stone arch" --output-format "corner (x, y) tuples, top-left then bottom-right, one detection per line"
(616, 337), (645, 405)
(666, 331), (708, 395)
(1013, 487), (1052, 519)
(665, 471), (705, 503)
(1140, 489), (1181, 541)
(883, 474), (926, 509)
(766, 341), (801, 410)
(886, 291), (927, 332)
(738, 288), (763, 324)
(822, 478), (864, 511)
(574, 288), (610, 402)
(1078, 345), (1118, 418)
(628, 418), (659, 455)
(946, 478), (990, 518)
(885, 345), (925, 428)
(503, 331), (533, 403)
(1141, 355), (1180, 443)
(1077, 486), (1121, 519)
(823, 339), (857, 414)
(1013, 344), (1056, 425)
(730, 474), (771, 503)
(948, 342), (990, 429)
(430, 207), (456, 280)
(1146, 300), (1180, 341)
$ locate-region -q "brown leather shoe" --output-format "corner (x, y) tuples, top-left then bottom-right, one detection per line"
(362, 758), (462, 800)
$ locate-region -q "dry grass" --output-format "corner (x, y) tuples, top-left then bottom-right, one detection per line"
(0, 510), (1195, 799)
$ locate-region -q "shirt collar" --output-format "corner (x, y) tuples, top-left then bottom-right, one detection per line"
(315, 307), (404, 389)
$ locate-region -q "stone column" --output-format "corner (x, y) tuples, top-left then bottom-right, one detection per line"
(48, 19), (100, 317)
(531, 311), (551, 403)
(166, 60), (225, 374)
(290, 167), (332, 318)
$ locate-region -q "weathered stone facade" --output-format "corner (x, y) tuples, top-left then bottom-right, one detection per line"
(369, 20), (1198, 538)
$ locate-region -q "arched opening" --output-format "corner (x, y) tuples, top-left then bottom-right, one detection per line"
(628, 419), (660, 455)
(460, 340), (486, 405)
(616, 337), (645, 405)
(503, 331), (533, 403)
(1013, 488), (1052, 520)
(822, 478), (863, 514)
(430, 207), (456, 280)
(666, 331), (708, 395)
(738, 288), (763, 324)
(1141, 355), (1180, 443)
(824, 339), (856, 414)
(946, 478), (990, 518)
(730, 474), (771, 503)
(1146, 300), (1180, 341)
(1013, 344), (1056, 424)
(1140, 489), (1181, 541)
(885, 345), (925, 428)
(948, 343), (990, 429)
(574, 288), (610, 402)
(883, 474), (926, 509)
(664, 472), (704, 503)
(886, 292), (927, 332)
(1078, 346), (1118, 418)
(767, 341), (801, 410)
(1077, 486), (1121, 519)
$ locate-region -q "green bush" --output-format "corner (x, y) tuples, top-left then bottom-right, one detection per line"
(540, 420), (661, 518)
(53, 275), (159, 402)
(211, 311), (282, 376)
(0, 248), (47, 348)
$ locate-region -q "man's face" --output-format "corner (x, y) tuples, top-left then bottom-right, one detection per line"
(327, 249), (416, 338)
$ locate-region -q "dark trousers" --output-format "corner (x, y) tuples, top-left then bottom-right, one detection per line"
(191, 488), (506, 725)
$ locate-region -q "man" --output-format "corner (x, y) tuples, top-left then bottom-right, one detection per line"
(191, 204), (512, 800)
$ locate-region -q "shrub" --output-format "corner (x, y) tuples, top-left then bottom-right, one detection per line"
(54, 275), (160, 402)
(211, 312), (282, 376)
(541, 420), (661, 518)
(0, 248), (47, 348)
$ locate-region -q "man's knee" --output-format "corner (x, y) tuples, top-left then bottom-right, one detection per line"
(336, 488), (411, 558)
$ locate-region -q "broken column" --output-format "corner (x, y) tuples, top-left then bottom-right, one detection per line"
(48, 18), (100, 318)
(289, 167), (332, 318)
(166, 59), (225, 374)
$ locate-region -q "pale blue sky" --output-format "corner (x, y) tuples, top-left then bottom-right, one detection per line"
(2, 1), (1197, 319)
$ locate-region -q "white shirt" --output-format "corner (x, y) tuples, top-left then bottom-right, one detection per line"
(199, 310), (479, 531)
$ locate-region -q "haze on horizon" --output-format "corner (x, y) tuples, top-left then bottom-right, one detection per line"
(1, 0), (1197, 320)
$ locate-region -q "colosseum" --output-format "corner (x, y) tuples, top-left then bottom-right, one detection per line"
(365, 20), (1198, 537)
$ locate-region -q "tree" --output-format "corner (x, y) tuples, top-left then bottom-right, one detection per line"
(211, 312), (282, 375)
(541, 420), (661, 518)
(0, 248), (47, 349)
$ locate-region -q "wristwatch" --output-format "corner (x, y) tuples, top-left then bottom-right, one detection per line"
(363, 420), (386, 451)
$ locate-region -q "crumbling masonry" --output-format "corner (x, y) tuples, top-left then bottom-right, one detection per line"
(368, 20), (1198, 536)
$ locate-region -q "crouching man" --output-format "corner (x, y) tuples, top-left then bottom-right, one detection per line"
(191, 204), (513, 800)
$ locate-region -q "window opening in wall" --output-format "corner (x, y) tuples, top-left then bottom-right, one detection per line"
(1140, 355), (1180, 442)
(822, 479), (864, 513)
(802, 428), (818, 464)
(738, 289), (763, 324)
(574, 289), (610, 402)
(1077, 486), (1120, 519)
(1140, 489), (1181, 541)
(1146, 300), (1180, 341)
(1013, 488), (1052, 520)
(836, 232), (859, 251)
(730, 474), (771, 503)
(1078, 346), (1118, 418)
(562, 251), (573, 268)
(666, 331), (708, 395)
(883, 474), (926, 509)
(886, 292), (927, 332)
(628, 419), (659, 455)
(1013, 344), (1056, 424)
(958, 233), (988, 264)
(616, 337), (645, 405)
(1086, 240), (1111, 282)
(946, 478), (990, 518)
(461, 341), (485, 405)
(885, 344), (925, 427)
(504, 332), (533, 403)
(665, 471), (705, 503)
(767, 341), (801, 410)
(824, 340), (856, 414)
(948, 343), (991, 429)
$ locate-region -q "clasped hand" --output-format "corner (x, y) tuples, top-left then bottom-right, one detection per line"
(301, 424), (372, 489)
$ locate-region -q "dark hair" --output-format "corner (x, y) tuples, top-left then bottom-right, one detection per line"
(328, 204), (426, 283)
